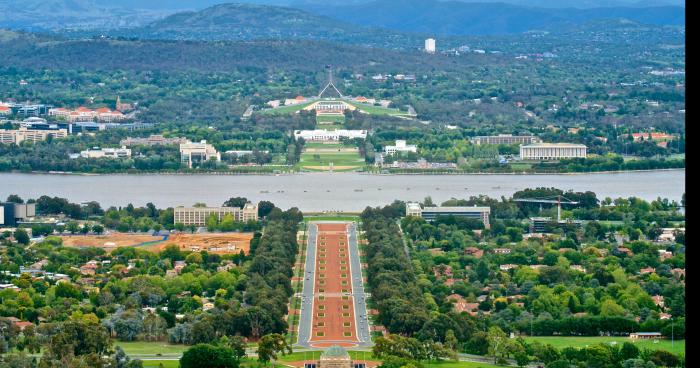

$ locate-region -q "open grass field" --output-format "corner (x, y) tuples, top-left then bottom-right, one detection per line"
(304, 215), (360, 223)
(115, 341), (189, 356)
(142, 360), (179, 368)
(316, 115), (346, 124)
(62, 232), (254, 255)
(344, 101), (407, 116)
(299, 151), (365, 171)
(259, 101), (314, 115)
(523, 336), (685, 356)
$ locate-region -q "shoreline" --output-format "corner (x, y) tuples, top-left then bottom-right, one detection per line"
(1, 167), (686, 177)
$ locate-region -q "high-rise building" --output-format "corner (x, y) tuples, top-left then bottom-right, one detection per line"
(425, 38), (436, 54)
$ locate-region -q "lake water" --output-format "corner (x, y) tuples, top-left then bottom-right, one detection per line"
(0, 170), (685, 212)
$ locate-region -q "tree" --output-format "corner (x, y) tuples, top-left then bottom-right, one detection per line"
(92, 224), (105, 235)
(444, 330), (458, 351)
(486, 326), (509, 364)
(180, 344), (238, 368)
(6, 194), (24, 203)
(620, 342), (641, 360)
(223, 197), (249, 208)
(258, 201), (275, 218)
(14, 228), (29, 245)
(257, 333), (291, 366)
(514, 351), (530, 367)
(228, 335), (248, 363)
(66, 221), (80, 234)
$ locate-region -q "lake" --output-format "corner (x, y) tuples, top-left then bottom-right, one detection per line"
(0, 170), (685, 212)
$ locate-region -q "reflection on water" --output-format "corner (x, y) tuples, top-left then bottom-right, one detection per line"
(0, 171), (685, 212)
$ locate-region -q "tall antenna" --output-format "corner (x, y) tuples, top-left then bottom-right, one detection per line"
(317, 65), (344, 99)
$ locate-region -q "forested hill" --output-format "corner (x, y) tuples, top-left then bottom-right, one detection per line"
(303, 0), (685, 35)
(0, 31), (501, 72)
(128, 3), (417, 46)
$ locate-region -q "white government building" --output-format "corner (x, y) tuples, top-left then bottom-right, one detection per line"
(384, 140), (418, 155)
(79, 146), (131, 159)
(180, 140), (221, 168)
(520, 143), (587, 160)
(293, 129), (367, 141)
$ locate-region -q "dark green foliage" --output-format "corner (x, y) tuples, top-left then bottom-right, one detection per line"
(180, 344), (239, 368)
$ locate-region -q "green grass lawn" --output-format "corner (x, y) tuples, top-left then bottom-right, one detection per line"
(523, 336), (685, 356)
(116, 341), (188, 356)
(278, 351), (377, 362)
(298, 151), (365, 171)
(345, 101), (407, 116)
(259, 101), (314, 115)
(304, 215), (360, 223)
(142, 360), (180, 368)
(423, 361), (502, 368)
(509, 163), (532, 171)
(316, 115), (345, 124)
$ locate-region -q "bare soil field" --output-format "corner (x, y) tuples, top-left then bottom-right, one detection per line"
(62, 232), (254, 255)
(61, 234), (164, 251)
(143, 233), (254, 255)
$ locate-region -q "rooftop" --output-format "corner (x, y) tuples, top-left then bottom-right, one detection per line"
(423, 206), (491, 213)
(522, 143), (587, 148)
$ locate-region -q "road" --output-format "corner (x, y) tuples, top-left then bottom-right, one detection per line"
(297, 223), (318, 347)
(347, 222), (371, 346)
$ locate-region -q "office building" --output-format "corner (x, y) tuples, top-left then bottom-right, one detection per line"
(520, 143), (587, 160)
(0, 127), (68, 145)
(0, 203), (36, 226)
(79, 146), (132, 159)
(384, 140), (417, 155)
(174, 203), (258, 226)
(425, 38), (436, 54)
(406, 203), (491, 228)
(120, 135), (189, 147)
(180, 140), (221, 168)
(470, 135), (541, 145)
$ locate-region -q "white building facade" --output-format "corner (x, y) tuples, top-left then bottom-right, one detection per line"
(520, 143), (587, 160)
(425, 38), (436, 54)
(294, 129), (367, 141)
(384, 140), (417, 155)
(180, 140), (221, 168)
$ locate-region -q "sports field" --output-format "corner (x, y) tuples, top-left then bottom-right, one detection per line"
(523, 336), (685, 356)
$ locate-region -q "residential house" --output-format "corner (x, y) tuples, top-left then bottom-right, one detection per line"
(464, 247), (484, 258)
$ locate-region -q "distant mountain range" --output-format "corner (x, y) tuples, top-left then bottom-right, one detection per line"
(0, 0), (685, 37)
(302, 0), (685, 35)
(131, 3), (405, 44)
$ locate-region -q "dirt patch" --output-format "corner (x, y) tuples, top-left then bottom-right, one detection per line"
(62, 232), (254, 255)
(142, 233), (254, 255)
(61, 234), (164, 251)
